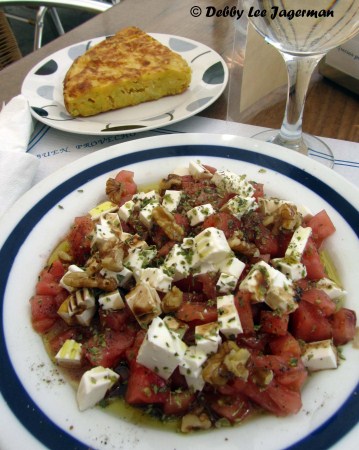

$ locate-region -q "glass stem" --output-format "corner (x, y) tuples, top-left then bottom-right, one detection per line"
(274, 53), (325, 155)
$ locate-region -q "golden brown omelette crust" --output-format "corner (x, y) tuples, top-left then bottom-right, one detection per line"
(63, 27), (192, 117)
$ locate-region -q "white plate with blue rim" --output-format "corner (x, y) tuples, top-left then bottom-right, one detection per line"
(21, 34), (228, 136)
(0, 134), (358, 450)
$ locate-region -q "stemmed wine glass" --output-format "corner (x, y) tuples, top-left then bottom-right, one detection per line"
(242, 0), (359, 167)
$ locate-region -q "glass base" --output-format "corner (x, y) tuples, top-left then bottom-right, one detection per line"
(252, 130), (334, 169)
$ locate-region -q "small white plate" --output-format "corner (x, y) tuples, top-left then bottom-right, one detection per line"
(0, 134), (358, 450)
(21, 34), (228, 135)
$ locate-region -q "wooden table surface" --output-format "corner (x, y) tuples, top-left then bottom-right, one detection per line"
(1, 0), (358, 142)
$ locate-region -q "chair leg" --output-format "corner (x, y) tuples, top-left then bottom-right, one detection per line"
(49, 8), (65, 36)
(34, 6), (47, 50)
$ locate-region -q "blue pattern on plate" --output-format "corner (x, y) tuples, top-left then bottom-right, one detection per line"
(186, 97), (212, 112)
(37, 85), (54, 101)
(1, 145), (357, 449)
(34, 59), (58, 76)
(68, 43), (88, 60)
(202, 62), (225, 84)
(168, 37), (197, 52)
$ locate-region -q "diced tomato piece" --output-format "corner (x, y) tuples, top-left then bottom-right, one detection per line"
(173, 212), (190, 232)
(67, 216), (94, 265)
(254, 224), (279, 256)
(36, 279), (64, 296)
(125, 329), (147, 364)
(260, 311), (289, 336)
(125, 362), (169, 405)
(301, 288), (336, 316)
(208, 393), (252, 423)
(251, 182), (264, 200)
(232, 378), (302, 416)
(301, 238), (326, 280)
(234, 291), (255, 335)
(54, 289), (69, 308)
(330, 308), (357, 346)
(85, 329), (135, 368)
(306, 210), (336, 247)
(99, 306), (135, 331)
(276, 359), (308, 392)
(291, 300), (332, 342)
(163, 390), (195, 415)
(114, 170), (137, 197)
(202, 212), (241, 238)
(175, 302), (217, 324)
(269, 333), (302, 358)
(30, 295), (59, 333)
(158, 241), (176, 257)
(251, 354), (289, 375)
(194, 273), (218, 300)
(47, 260), (66, 281)
(237, 335), (268, 352)
(276, 231), (294, 258)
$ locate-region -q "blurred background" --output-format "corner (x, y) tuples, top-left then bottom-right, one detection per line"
(0, 0), (116, 56)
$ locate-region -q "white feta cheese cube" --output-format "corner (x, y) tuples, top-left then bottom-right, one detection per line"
(221, 195), (257, 219)
(179, 346), (207, 379)
(187, 204), (215, 226)
(100, 267), (133, 288)
(60, 265), (85, 292)
(285, 226), (312, 262)
(136, 317), (186, 379)
(182, 237), (195, 249)
(217, 295), (243, 337)
(315, 278), (346, 300)
(163, 316), (189, 339)
(88, 201), (118, 220)
(124, 246), (157, 273)
(125, 282), (162, 328)
(76, 306), (97, 327)
(216, 273), (238, 293)
(163, 244), (193, 281)
(98, 289), (125, 310)
(77, 366), (119, 411)
(258, 198), (290, 215)
(55, 339), (82, 367)
(193, 227), (231, 265)
(217, 255), (245, 278)
(75, 287), (95, 309)
(172, 166), (190, 176)
(239, 261), (267, 302)
(272, 258), (307, 281)
(302, 339), (338, 372)
(183, 372), (205, 392)
(261, 262), (296, 313)
(211, 170), (254, 197)
(195, 322), (221, 355)
(118, 200), (135, 222)
(189, 160), (211, 179)
(139, 267), (173, 293)
(133, 190), (159, 203)
(139, 201), (159, 229)
(192, 261), (217, 276)
(162, 190), (182, 212)
(92, 217), (118, 248)
(239, 260), (296, 313)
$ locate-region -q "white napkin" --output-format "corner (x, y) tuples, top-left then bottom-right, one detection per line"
(0, 95), (40, 219)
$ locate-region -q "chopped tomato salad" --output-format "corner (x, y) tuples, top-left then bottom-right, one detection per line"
(30, 161), (356, 432)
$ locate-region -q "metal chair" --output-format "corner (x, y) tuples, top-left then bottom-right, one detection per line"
(1, 0), (113, 51)
(0, 9), (22, 69)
